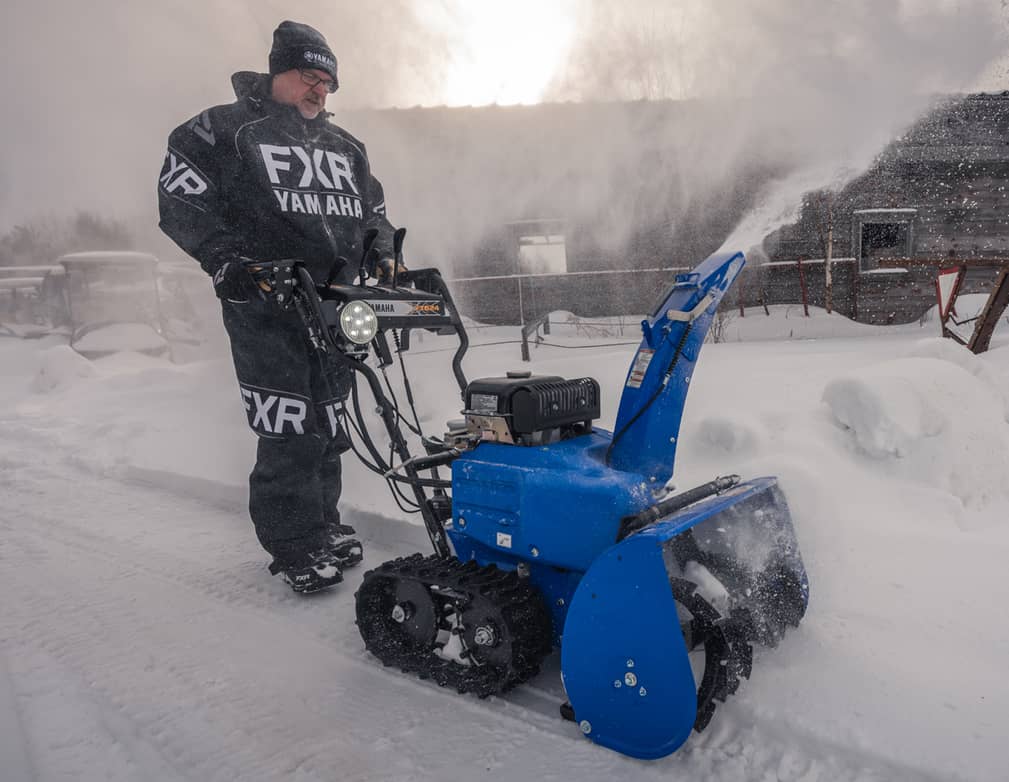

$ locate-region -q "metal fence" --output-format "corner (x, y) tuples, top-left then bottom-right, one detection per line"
(446, 258), (994, 328)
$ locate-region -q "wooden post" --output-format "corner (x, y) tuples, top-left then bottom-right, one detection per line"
(968, 268), (1009, 354)
(825, 199), (834, 315)
(516, 276), (525, 329)
(798, 257), (810, 317)
(815, 191), (835, 315)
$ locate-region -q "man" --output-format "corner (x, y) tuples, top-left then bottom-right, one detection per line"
(158, 20), (396, 593)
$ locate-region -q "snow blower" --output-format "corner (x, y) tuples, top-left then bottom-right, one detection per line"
(289, 236), (808, 760)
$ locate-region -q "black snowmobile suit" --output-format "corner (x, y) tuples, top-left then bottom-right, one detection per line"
(158, 72), (395, 565)
(158, 70), (395, 282)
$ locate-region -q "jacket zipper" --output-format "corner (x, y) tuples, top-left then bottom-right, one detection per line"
(302, 124), (342, 271)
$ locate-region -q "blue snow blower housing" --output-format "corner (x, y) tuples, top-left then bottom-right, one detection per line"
(292, 237), (808, 761)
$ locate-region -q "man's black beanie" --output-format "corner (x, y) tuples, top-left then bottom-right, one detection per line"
(268, 20), (338, 87)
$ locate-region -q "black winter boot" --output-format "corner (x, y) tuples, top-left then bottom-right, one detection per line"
(269, 549), (343, 594)
(325, 523), (363, 569)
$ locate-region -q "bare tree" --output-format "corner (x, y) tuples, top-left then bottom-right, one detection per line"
(0, 211), (133, 266)
(707, 302), (735, 343)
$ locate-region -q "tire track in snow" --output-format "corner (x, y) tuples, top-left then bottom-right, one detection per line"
(1, 461), (613, 781)
(2, 641), (192, 782)
(2, 516), (573, 781)
(1, 499), (572, 728)
(1, 446), (575, 723)
(0, 648), (35, 782)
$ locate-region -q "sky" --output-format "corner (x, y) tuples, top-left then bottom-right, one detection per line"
(0, 0), (1007, 254)
(2, 304), (1009, 781)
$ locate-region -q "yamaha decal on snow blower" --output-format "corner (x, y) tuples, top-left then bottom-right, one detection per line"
(287, 230), (809, 760)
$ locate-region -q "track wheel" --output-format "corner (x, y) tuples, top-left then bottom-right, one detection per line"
(461, 598), (512, 670)
(357, 563), (438, 665)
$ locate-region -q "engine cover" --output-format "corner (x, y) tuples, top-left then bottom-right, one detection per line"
(464, 371), (600, 445)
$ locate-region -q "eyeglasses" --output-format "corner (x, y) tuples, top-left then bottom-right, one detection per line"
(299, 69), (338, 94)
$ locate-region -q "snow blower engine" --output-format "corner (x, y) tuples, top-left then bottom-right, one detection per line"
(289, 229), (809, 760)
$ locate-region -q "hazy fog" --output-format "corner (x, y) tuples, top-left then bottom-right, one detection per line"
(0, 0), (1006, 267)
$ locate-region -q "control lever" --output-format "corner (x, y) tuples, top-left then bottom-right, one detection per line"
(383, 448), (461, 478)
(357, 228), (380, 285)
(392, 227), (407, 289)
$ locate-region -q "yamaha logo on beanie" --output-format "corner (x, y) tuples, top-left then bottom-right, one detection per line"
(269, 20), (338, 87)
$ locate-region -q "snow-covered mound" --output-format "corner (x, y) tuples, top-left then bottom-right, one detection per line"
(30, 345), (98, 393)
(823, 355), (1009, 515)
(71, 323), (168, 357)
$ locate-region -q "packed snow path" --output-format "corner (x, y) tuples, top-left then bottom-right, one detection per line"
(0, 422), (978, 782)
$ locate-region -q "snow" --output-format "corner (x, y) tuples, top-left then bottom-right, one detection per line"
(763, 257), (857, 267)
(2, 307), (1009, 781)
(851, 208), (920, 215)
(29, 345), (99, 393)
(0, 277), (47, 290)
(69, 323), (169, 357)
(57, 251), (159, 267)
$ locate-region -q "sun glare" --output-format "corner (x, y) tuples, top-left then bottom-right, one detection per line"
(432, 1), (577, 106)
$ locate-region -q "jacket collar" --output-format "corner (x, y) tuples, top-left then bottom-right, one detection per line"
(230, 71), (332, 125)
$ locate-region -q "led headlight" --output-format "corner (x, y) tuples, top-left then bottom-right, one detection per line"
(338, 300), (378, 344)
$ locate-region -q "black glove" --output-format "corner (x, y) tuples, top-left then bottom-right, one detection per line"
(242, 259), (298, 307)
(374, 256), (407, 285)
(212, 260), (261, 303)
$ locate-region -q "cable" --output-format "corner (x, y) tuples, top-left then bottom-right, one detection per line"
(549, 319), (635, 327)
(383, 476), (419, 514)
(349, 377), (394, 474)
(310, 348), (387, 479)
(340, 388), (421, 517)
(405, 338), (640, 356)
(334, 343), (425, 512)
(535, 340), (640, 350)
(393, 330), (425, 436)
(380, 363), (423, 437)
(386, 436), (421, 511)
(604, 322), (693, 466)
(311, 351), (421, 518)
(340, 406), (388, 477)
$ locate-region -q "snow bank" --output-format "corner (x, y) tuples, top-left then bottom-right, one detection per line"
(30, 345), (98, 393)
(718, 304), (922, 342)
(905, 336), (1009, 421)
(822, 355), (1009, 515)
(691, 413), (762, 459)
(71, 323), (168, 355)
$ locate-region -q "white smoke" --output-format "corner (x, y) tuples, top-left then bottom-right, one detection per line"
(548, 0), (1008, 255)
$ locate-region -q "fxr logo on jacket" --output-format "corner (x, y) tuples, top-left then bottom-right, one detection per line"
(159, 151), (208, 196)
(258, 144), (364, 218)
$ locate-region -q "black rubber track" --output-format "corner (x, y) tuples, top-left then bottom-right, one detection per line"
(355, 554), (553, 698)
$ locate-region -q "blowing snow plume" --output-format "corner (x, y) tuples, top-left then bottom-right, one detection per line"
(342, 0), (1008, 273)
(546, 0), (1008, 259)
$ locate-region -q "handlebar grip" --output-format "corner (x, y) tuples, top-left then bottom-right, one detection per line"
(405, 448), (460, 473)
